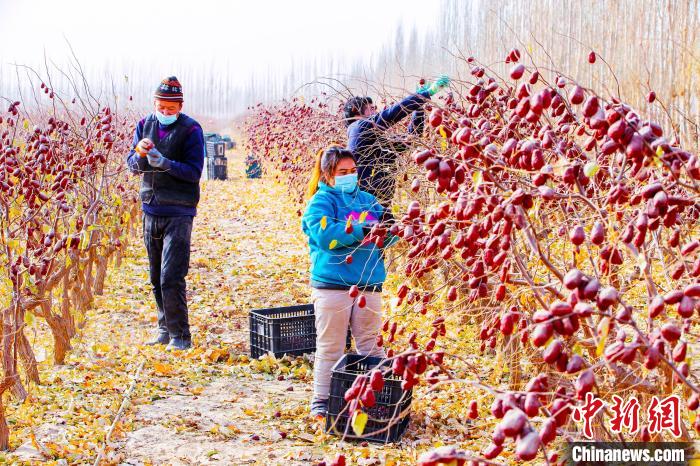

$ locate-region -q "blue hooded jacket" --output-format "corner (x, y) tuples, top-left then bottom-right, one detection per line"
(302, 182), (396, 290)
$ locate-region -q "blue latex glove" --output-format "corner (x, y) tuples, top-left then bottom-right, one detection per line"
(147, 147), (172, 170)
(418, 74), (450, 96)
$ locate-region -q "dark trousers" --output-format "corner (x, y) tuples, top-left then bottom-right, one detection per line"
(143, 213), (193, 339)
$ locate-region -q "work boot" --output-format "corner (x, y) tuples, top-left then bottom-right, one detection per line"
(145, 332), (170, 346)
(166, 337), (192, 351)
(310, 398), (328, 421)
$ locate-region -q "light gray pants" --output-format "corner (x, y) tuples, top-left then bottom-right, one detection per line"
(311, 288), (386, 400)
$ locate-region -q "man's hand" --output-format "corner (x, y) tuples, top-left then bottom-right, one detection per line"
(146, 147), (171, 169)
(418, 74), (450, 96)
(135, 138), (154, 158)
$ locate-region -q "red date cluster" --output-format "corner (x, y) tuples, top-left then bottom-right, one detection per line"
(247, 45), (700, 461)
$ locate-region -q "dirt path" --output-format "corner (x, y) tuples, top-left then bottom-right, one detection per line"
(113, 149), (328, 465)
(7, 147), (476, 466)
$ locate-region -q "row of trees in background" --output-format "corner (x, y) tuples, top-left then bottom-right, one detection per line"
(251, 0), (700, 142)
(305, 0), (700, 147)
(246, 40), (700, 461)
(3, 0), (698, 126)
(0, 63), (138, 449)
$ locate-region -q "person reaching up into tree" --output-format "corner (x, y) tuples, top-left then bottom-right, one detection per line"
(344, 75), (450, 207)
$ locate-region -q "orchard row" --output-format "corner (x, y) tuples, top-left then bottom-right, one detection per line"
(246, 48), (700, 463)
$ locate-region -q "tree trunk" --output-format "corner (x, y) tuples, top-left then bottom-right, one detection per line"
(17, 331), (40, 384)
(70, 265), (90, 314)
(94, 254), (108, 296)
(0, 396), (9, 450)
(83, 254), (95, 305)
(83, 263), (94, 309)
(52, 326), (72, 366)
(2, 306), (26, 401)
(41, 301), (73, 366)
(61, 274), (76, 339)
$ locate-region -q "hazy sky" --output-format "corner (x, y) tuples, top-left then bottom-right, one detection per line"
(0, 0), (440, 80)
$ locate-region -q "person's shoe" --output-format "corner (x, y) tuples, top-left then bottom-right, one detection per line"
(166, 337), (192, 351)
(310, 398), (328, 421)
(145, 333), (170, 346)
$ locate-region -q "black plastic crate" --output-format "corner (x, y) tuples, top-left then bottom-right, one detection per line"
(249, 304), (353, 359)
(249, 304), (315, 359)
(325, 354), (412, 444)
(206, 156), (227, 181)
(205, 140), (226, 157)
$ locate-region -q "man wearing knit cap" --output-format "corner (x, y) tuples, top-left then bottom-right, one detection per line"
(126, 76), (205, 351)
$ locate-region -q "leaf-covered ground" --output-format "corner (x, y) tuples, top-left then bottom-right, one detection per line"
(6, 147), (495, 466)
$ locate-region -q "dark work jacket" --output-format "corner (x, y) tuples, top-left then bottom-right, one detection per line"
(140, 113), (200, 209)
(347, 91), (430, 205)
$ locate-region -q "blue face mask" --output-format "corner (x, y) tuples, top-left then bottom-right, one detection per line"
(334, 173), (358, 192)
(155, 111), (178, 126)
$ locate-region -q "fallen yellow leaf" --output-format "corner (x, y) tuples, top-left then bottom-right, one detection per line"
(153, 362), (175, 376)
(351, 410), (368, 436)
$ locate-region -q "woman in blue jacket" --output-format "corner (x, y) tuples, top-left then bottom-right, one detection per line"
(302, 146), (395, 419)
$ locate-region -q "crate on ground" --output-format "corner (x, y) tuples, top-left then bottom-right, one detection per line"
(222, 135), (235, 150)
(249, 304), (353, 359)
(205, 140), (226, 157)
(206, 155), (227, 180)
(249, 304), (316, 359)
(325, 353), (412, 444)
